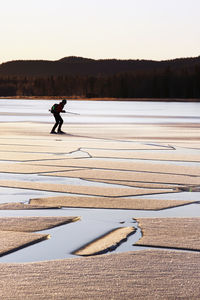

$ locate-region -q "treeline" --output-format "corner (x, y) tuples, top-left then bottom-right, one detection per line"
(0, 65), (200, 98)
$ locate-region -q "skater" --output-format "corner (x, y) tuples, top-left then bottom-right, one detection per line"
(50, 99), (67, 134)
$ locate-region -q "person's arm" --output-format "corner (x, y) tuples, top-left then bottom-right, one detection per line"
(61, 106), (66, 113)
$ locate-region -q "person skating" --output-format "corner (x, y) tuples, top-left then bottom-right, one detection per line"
(50, 99), (67, 134)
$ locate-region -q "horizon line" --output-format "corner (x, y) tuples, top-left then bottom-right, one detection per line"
(1, 54), (200, 65)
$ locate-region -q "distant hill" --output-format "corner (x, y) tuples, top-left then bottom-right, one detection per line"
(0, 56), (200, 77)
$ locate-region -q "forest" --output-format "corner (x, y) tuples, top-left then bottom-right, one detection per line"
(0, 57), (200, 99)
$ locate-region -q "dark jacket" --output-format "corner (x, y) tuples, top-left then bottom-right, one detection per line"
(55, 102), (65, 113)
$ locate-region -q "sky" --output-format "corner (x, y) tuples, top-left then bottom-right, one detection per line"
(0, 0), (200, 63)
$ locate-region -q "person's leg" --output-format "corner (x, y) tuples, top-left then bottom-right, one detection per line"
(57, 115), (64, 132)
(51, 113), (60, 133)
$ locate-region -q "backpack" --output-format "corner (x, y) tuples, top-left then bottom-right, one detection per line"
(50, 103), (58, 113)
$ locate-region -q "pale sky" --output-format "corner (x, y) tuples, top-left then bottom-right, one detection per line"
(0, 0), (200, 63)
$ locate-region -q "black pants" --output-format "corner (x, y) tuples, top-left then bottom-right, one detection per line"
(51, 113), (63, 132)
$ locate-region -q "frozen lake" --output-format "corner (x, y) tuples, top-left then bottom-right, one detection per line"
(0, 99), (199, 262)
(0, 99), (200, 124)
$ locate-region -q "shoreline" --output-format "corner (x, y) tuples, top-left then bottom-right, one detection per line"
(0, 96), (199, 102)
